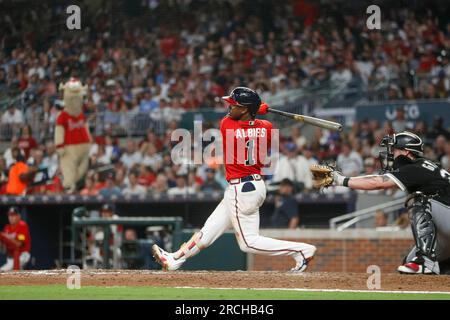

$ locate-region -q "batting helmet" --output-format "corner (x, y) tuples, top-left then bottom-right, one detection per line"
(222, 87), (261, 117)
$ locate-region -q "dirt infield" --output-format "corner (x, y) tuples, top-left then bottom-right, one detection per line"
(1, 270), (450, 292)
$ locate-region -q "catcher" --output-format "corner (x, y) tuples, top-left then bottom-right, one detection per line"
(311, 131), (450, 275)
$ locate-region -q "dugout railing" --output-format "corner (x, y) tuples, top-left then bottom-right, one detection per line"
(329, 197), (407, 231)
(70, 208), (183, 269)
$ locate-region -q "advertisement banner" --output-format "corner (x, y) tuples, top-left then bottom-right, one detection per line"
(355, 100), (450, 127)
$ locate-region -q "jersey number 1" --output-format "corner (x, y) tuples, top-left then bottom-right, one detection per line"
(245, 140), (256, 166)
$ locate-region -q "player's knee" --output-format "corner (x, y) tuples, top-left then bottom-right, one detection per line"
(236, 238), (252, 253)
(238, 235), (261, 253)
(236, 239), (247, 252)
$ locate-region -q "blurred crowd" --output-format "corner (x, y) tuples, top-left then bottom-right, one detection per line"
(1, 0), (450, 140)
(0, 0), (450, 196)
(1, 109), (450, 197)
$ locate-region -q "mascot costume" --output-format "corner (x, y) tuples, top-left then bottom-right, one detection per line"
(55, 78), (91, 193)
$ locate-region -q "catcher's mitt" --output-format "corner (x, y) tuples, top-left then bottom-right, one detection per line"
(310, 164), (335, 188)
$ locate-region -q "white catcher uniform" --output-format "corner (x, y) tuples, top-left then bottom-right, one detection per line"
(152, 113), (316, 271)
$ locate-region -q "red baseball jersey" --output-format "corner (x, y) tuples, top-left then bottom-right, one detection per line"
(220, 116), (273, 180)
(56, 111), (90, 145)
(3, 220), (31, 255)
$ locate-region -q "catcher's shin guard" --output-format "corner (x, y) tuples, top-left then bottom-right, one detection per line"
(406, 193), (438, 263)
(173, 232), (204, 260)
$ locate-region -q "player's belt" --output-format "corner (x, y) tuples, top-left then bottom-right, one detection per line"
(228, 174), (262, 185)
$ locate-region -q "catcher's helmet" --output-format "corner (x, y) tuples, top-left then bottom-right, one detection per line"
(222, 87), (261, 117)
(379, 131), (424, 171)
(380, 131), (424, 157)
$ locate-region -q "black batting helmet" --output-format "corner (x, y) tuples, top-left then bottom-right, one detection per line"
(222, 87), (261, 117)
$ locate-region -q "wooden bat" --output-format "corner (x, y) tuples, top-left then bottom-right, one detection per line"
(267, 108), (343, 131)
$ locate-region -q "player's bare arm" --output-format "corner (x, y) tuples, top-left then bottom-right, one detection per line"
(310, 165), (398, 190)
(346, 175), (398, 190)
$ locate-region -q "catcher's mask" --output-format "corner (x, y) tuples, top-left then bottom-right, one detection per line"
(379, 131), (423, 171)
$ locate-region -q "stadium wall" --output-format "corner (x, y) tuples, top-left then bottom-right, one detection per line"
(249, 229), (413, 273)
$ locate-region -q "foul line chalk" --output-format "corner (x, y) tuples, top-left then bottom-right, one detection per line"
(175, 286), (450, 295)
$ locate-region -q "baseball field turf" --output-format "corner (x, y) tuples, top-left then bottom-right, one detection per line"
(0, 285), (449, 300)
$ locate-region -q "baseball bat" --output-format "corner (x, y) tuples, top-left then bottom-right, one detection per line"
(267, 108), (343, 131)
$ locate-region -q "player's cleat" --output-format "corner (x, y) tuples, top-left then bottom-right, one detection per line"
(290, 256), (313, 272)
(152, 244), (184, 271)
(397, 262), (434, 274)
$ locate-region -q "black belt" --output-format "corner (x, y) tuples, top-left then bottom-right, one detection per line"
(228, 174), (262, 185)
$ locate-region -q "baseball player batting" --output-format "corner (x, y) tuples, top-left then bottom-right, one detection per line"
(311, 131), (450, 274)
(152, 87), (316, 272)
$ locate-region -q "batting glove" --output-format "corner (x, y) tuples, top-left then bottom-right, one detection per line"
(257, 102), (269, 115)
(332, 170), (347, 186)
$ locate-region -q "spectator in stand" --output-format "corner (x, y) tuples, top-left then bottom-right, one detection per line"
(435, 135), (448, 162)
(374, 210), (388, 228)
(291, 127), (306, 150)
(150, 173), (169, 194)
(95, 144), (112, 165)
(330, 61), (353, 87)
(42, 99), (58, 139)
(141, 144), (163, 171)
(1, 102), (24, 137)
(363, 157), (377, 175)
(302, 144), (318, 167)
(139, 91), (158, 113)
(139, 129), (163, 152)
(119, 140), (142, 170)
(24, 97), (42, 138)
(137, 165), (156, 187)
(428, 117), (450, 140)
(441, 142), (450, 171)
(167, 174), (195, 196)
(200, 168), (223, 193)
(336, 142), (363, 177)
(99, 173), (122, 197)
(3, 136), (21, 168)
(0, 157), (8, 193)
(122, 172), (147, 196)
(42, 141), (59, 178)
(17, 125), (37, 159)
(272, 142), (313, 192)
(357, 120), (374, 146)
(187, 170), (202, 192)
(392, 107), (407, 133)
(114, 167), (127, 189)
(270, 179), (299, 229)
(5, 148), (37, 195)
(80, 177), (99, 196)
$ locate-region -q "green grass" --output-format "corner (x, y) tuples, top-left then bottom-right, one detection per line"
(0, 285), (449, 300)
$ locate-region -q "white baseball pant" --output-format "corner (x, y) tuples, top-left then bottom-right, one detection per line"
(173, 177), (316, 264)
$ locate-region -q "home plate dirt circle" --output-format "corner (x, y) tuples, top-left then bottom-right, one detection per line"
(1, 270), (450, 292)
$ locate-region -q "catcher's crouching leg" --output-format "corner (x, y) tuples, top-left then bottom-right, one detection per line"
(407, 193), (440, 274)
